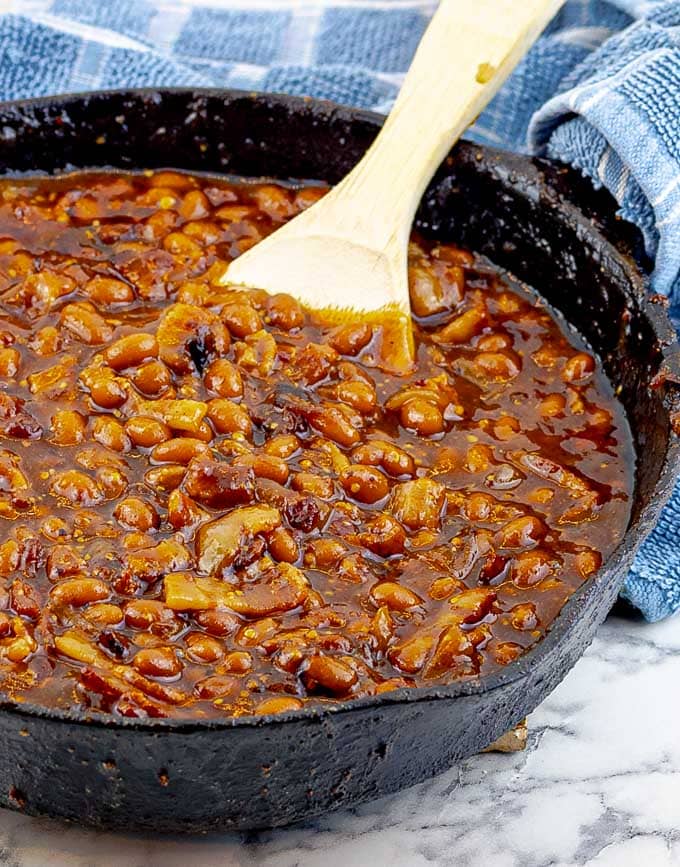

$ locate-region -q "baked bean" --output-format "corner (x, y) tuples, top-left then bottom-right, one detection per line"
(340, 465), (389, 504)
(203, 358), (243, 398)
(193, 675), (239, 700)
(335, 380), (377, 414)
(104, 333), (158, 371)
(234, 454), (289, 485)
(163, 232), (203, 261)
(114, 497), (159, 531)
(4, 618), (37, 662)
(589, 408), (613, 432)
(185, 632), (224, 663)
(84, 275), (135, 306)
(17, 270), (75, 314)
(532, 344), (562, 369)
(132, 360), (172, 396)
(429, 576), (466, 600)
(151, 437), (210, 465)
(176, 281), (208, 305)
(51, 578), (109, 607)
(214, 204), (257, 222)
(267, 526), (299, 563)
(351, 440), (415, 477)
(433, 306), (486, 344)
(144, 464), (187, 493)
(351, 513), (406, 557)
(304, 538), (346, 569)
(252, 184), (295, 218)
(509, 602), (538, 631)
(477, 332), (512, 351)
(150, 173), (190, 190)
(60, 302), (113, 345)
(183, 221), (221, 246)
(292, 471), (334, 500)
(329, 323), (373, 356)
(143, 208), (177, 240)
(528, 487), (554, 505)
(493, 642), (522, 665)
(124, 599), (179, 632)
(409, 262), (459, 317)
(562, 352), (595, 384)
(133, 646), (183, 679)
(308, 405), (360, 447)
(29, 325), (63, 356)
(493, 415), (520, 441)
(222, 302), (263, 337)
(96, 465), (128, 499)
(86, 371), (128, 409)
(400, 398), (444, 436)
(92, 416), (130, 452)
(370, 604), (394, 651)
(511, 549), (557, 587)
(498, 516), (546, 549)
(539, 393), (566, 418)
(389, 478), (445, 530)
(222, 650), (253, 673)
(465, 444), (494, 474)
(388, 634), (434, 674)
(51, 470), (103, 506)
(375, 678), (413, 695)
(255, 696), (303, 715)
(126, 416), (172, 448)
(0, 347), (20, 377)
(195, 609), (241, 637)
(263, 434), (300, 459)
(83, 603), (124, 626)
(207, 398), (252, 437)
(474, 351), (521, 381)
(302, 655), (357, 695)
(575, 549), (602, 578)
(179, 189), (209, 221)
(266, 293), (304, 331)
(370, 581), (422, 611)
(51, 410), (87, 445)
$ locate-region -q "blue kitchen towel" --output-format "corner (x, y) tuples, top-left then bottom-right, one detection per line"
(2, 0), (680, 620)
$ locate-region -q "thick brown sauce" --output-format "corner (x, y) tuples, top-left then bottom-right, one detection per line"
(0, 171), (632, 719)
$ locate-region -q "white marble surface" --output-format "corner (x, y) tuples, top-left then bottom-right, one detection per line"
(1, 612), (679, 867)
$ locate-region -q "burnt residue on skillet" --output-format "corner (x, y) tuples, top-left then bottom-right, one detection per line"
(0, 89), (674, 832)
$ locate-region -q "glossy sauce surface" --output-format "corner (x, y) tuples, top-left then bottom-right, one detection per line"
(0, 171), (632, 719)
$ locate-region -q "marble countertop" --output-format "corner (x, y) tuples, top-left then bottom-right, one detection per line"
(2, 612), (679, 867)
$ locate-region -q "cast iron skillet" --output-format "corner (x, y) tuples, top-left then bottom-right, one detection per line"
(0, 89), (676, 833)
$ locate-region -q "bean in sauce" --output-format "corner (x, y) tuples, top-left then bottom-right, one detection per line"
(0, 171), (632, 719)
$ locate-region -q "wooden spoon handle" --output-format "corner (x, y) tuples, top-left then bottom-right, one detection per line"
(330, 0), (564, 248)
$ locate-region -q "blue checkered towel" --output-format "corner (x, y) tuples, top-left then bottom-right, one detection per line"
(2, 0), (680, 621)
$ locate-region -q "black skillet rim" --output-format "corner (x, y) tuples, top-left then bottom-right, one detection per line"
(0, 86), (677, 732)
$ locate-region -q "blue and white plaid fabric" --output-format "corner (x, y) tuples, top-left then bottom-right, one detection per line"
(1, 0), (680, 621)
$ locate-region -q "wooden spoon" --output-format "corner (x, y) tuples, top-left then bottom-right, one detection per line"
(221, 0), (564, 371)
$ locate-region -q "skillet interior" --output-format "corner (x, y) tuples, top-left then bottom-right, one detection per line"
(0, 89), (675, 832)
